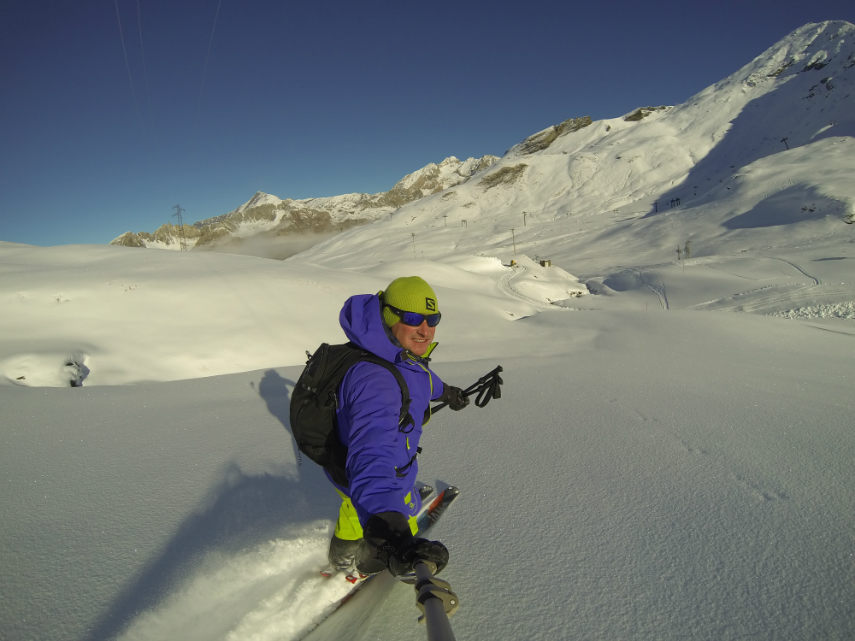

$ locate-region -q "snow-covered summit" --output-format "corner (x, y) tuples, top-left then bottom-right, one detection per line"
(110, 155), (499, 255)
(111, 22), (854, 263)
(304, 21), (854, 274)
(236, 191), (286, 213)
(396, 155), (499, 191)
(746, 20), (853, 81)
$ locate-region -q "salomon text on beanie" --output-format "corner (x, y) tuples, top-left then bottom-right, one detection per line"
(381, 276), (439, 326)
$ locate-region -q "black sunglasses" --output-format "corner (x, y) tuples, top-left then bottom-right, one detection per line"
(385, 303), (441, 327)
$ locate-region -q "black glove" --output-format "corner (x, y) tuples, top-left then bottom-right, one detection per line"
(390, 537), (449, 576)
(361, 511), (450, 576)
(441, 385), (469, 411)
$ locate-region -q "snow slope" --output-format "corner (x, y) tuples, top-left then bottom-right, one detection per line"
(1, 252), (853, 640)
(2, 20), (855, 641)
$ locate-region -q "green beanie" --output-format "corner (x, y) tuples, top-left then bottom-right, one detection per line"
(381, 276), (439, 327)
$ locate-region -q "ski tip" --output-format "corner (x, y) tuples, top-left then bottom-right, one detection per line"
(437, 485), (460, 500)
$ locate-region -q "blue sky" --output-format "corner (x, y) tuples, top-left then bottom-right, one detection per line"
(1, 1), (853, 246)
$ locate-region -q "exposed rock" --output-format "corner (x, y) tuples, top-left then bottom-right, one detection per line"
(480, 164), (528, 189)
(518, 117), (593, 154)
(111, 155), (498, 251)
(623, 106), (669, 122)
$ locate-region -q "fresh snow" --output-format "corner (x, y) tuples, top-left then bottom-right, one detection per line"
(2, 20), (855, 641)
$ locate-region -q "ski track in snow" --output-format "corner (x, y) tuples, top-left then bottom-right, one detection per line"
(632, 267), (670, 310)
(766, 256), (820, 286)
(691, 254), (854, 316)
(497, 263), (545, 309)
(116, 532), (354, 641)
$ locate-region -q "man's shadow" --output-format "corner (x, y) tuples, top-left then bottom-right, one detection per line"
(257, 368), (300, 460)
(83, 369), (335, 641)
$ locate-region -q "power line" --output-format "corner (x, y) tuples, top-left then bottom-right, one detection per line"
(113, 0), (142, 124)
(197, 0), (223, 114)
(135, 0), (152, 124)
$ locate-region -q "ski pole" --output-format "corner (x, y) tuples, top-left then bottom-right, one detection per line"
(413, 561), (459, 641)
(431, 365), (503, 414)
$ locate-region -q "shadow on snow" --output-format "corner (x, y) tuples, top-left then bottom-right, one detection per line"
(82, 369), (336, 641)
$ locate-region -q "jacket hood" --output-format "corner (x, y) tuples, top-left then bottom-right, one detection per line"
(339, 293), (436, 363)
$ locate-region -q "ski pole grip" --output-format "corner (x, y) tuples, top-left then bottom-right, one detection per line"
(430, 365), (503, 415)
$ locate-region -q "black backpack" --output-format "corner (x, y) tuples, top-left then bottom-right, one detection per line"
(289, 342), (411, 487)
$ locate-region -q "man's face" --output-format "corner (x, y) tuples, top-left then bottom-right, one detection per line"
(390, 319), (435, 356)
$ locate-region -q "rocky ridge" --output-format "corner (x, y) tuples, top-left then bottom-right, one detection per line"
(111, 155), (499, 251)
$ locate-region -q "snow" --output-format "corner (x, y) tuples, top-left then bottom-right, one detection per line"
(3, 21), (855, 641)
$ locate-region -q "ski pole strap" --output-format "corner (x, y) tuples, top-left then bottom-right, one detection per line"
(431, 365), (503, 414)
(469, 364), (503, 407)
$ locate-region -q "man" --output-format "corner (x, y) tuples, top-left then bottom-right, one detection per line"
(327, 276), (468, 577)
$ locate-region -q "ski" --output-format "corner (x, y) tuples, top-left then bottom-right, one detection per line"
(301, 485), (460, 640)
(416, 484), (460, 533)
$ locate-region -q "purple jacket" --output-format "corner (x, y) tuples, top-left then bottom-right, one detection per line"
(333, 293), (445, 526)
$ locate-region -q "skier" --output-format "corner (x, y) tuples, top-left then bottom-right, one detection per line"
(327, 276), (469, 578)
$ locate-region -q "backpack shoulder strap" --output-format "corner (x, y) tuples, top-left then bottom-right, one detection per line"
(344, 343), (412, 430)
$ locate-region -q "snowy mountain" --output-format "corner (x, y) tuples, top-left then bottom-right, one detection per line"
(308, 21), (854, 269)
(113, 21), (853, 266)
(2, 21), (855, 641)
(110, 155), (499, 257)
